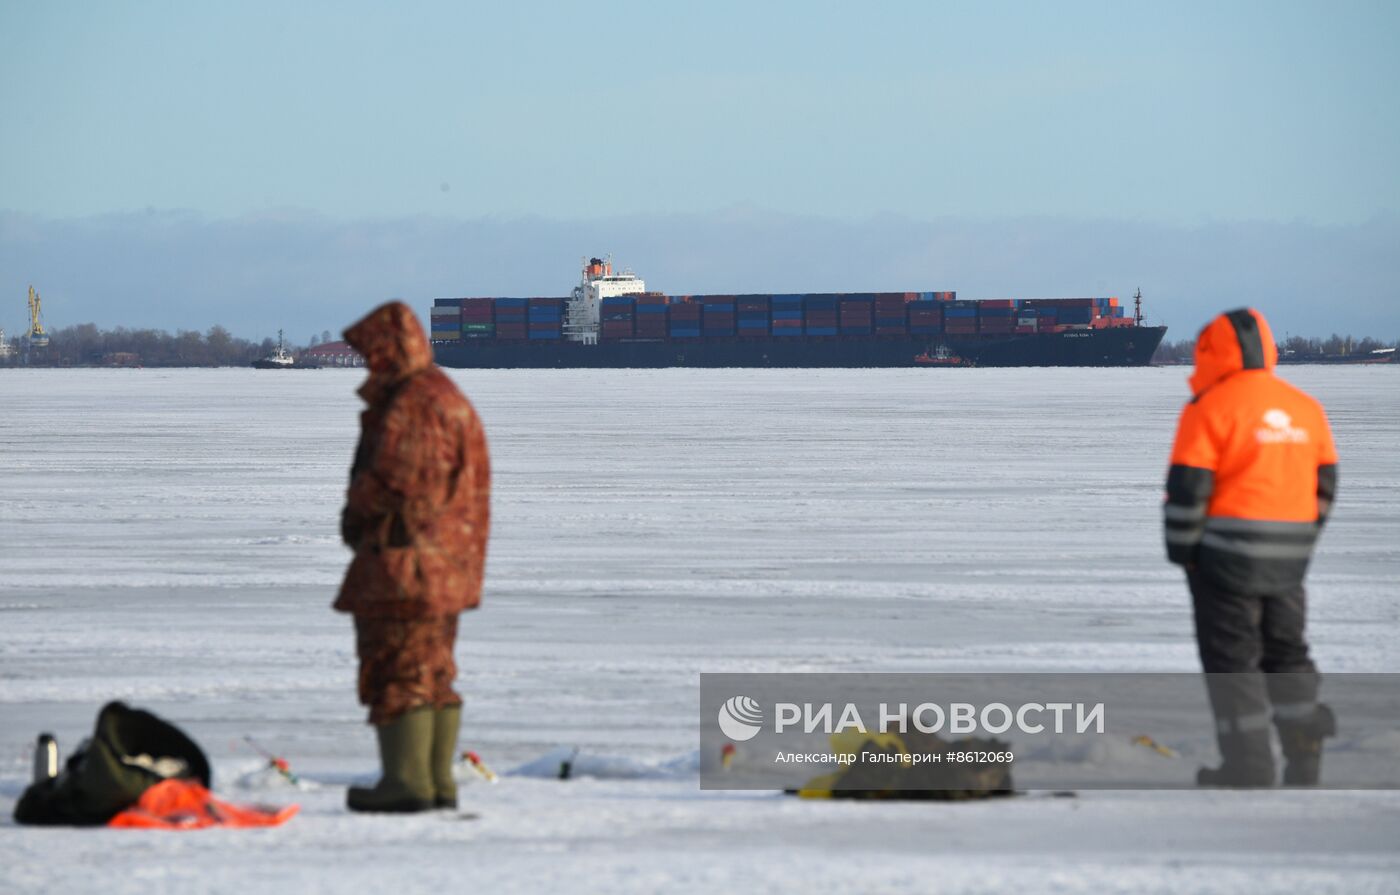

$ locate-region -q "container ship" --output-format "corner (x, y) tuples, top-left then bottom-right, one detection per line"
(430, 258), (1166, 368)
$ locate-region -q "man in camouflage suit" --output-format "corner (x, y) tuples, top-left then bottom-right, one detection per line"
(337, 302), (490, 813)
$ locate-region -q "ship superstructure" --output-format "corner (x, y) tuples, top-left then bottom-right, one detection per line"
(564, 257), (647, 344)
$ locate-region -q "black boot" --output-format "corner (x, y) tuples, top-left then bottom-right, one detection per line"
(1197, 729), (1275, 787)
(347, 707), (435, 813)
(1275, 704), (1335, 786)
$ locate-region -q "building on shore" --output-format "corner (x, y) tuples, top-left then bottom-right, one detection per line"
(301, 340), (364, 367)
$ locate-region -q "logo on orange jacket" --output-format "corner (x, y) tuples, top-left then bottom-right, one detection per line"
(1257, 408), (1310, 445)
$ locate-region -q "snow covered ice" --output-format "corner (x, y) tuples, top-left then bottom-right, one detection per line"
(2, 366), (1398, 894)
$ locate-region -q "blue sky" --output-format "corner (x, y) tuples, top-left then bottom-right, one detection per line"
(2, 1), (1398, 339)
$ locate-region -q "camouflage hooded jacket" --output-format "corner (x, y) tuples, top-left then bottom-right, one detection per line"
(334, 302), (490, 618)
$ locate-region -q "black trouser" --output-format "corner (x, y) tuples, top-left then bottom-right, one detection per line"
(1189, 571), (1319, 763)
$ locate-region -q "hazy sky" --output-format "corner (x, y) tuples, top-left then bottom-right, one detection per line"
(2, 1), (1398, 340)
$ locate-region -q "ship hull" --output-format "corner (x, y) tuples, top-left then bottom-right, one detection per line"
(1277, 353), (1394, 366)
(434, 325), (1166, 369)
(251, 360), (321, 369)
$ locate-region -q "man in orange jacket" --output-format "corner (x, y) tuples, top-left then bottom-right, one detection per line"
(1164, 308), (1338, 787)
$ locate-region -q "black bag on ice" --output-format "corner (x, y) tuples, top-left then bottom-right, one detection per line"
(13, 701), (211, 826)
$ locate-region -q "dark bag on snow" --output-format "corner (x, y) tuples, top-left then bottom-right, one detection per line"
(14, 701), (211, 826)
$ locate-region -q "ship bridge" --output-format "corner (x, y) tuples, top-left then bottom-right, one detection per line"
(565, 256), (645, 344)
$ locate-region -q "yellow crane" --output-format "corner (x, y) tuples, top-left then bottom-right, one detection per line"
(27, 285), (49, 348)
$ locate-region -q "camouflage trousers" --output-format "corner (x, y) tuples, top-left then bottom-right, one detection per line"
(353, 615), (462, 725)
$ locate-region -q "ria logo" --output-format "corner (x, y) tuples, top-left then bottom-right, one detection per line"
(1257, 408), (1310, 444)
(718, 695), (764, 741)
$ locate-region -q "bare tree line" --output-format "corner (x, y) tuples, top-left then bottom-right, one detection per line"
(1153, 334), (1396, 365)
(5, 323), (292, 367)
(5, 321), (1395, 367)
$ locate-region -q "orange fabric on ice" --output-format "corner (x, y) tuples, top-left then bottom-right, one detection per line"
(106, 779), (298, 830)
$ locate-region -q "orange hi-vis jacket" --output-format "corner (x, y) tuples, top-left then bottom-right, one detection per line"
(1164, 308), (1338, 594)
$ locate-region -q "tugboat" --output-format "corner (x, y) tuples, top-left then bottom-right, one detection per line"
(252, 330), (318, 369)
(913, 344), (968, 366)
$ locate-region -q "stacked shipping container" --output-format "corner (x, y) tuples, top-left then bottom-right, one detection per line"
(634, 293), (668, 339)
(978, 299), (1018, 336)
(669, 298), (701, 339)
(908, 300), (943, 335)
(1022, 298), (1126, 329)
(700, 296), (736, 338)
(430, 301), (461, 342)
(428, 291), (1131, 345)
(495, 298), (528, 340)
(528, 298), (564, 340)
(944, 300), (978, 336)
(874, 293), (908, 337)
(736, 295), (770, 337)
(462, 298), (493, 340)
(771, 295), (803, 337)
(804, 295), (838, 336)
(839, 295), (874, 336)
(599, 296), (634, 340)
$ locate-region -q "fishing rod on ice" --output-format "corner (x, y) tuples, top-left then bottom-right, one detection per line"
(243, 735), (300, 784)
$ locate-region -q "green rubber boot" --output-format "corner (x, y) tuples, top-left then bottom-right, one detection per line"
(347, 707), (435, 813)
(432, 705), (462, 809)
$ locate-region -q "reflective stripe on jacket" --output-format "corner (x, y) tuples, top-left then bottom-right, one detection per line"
(1164, 308), (1338, 594)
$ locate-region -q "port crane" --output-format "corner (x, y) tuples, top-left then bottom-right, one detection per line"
(27, 285), (49, 348)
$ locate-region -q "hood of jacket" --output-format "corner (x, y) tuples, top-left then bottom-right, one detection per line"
(344, 301), (434, 386)
(1189, 307), (1278, 397)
